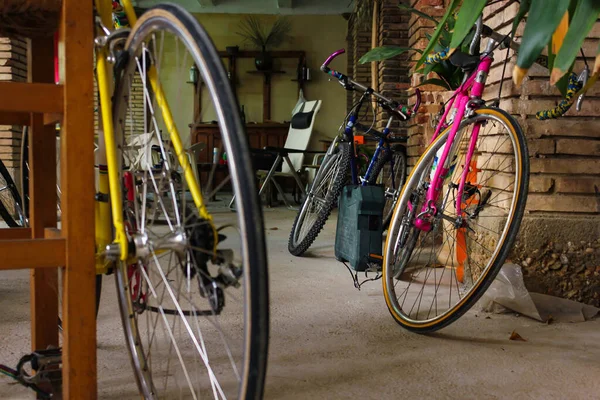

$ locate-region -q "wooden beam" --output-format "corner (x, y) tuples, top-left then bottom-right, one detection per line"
(60, 0), (97, 396)
(277, 0), (293, 8)
(29, 35), (60, 354)
(44, 227), (62, 238)
(0, 239), (65, 269)
(0, 228), (31, 240)
(0, 82), (63, 114)
(0, 111), (30, 125)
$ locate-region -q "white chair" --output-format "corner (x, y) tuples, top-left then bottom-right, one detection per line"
(229, 99), (323, 209)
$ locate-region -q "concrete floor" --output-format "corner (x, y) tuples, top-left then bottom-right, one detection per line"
(1, 209), (599, 399)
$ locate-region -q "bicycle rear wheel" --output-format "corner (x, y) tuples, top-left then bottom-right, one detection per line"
(0, 157), (24, 227)
(383, 108), (528, 333)
(288, 141), (350, 256)
(112, 4), (268, 398)
(368, 144), (407, 229)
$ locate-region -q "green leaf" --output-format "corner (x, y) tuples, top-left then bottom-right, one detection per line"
(448, 0), (488, 54)
(359, 46), (419, 64)
(512, 0), (531, 35)
(516, 0), (570, 70)
(552, 0), (600, 83)
(418, 78), (451, 90)
(398, 4), (439, 24)
(555, 63), (574, 96)
(567, 0), (579, 23)
(414, 0), (460, 71)
(548, 36), (555, 72)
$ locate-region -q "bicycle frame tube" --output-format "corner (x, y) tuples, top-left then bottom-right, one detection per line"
(95, 0), (215, 261)
(415, 55), (493, 232)
(124, 0), (212, 224)
(97, 47), (128, 260)
(345, 113), (358, 184)
(362, 116), (393, 186)
(93, 0), (117, 269)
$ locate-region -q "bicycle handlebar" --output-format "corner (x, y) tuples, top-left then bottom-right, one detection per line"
(322, 48), (345, 69)
(321, 49), (421, 119)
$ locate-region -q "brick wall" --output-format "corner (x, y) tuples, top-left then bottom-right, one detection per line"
(406, 0), (448, 168)
(482, 1), (600, 305)
(404, 0), (600, 305)
(346, 8), (373, 122)
(346, 0), (411, 134)
(376, 0), (411, 134)
(0, 37), (27, 179)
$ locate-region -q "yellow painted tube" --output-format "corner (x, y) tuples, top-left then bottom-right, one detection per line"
(95, 169), (112, 274)
(147, 67), (218, 255)
(97, 50), (128, 260)
(121, 0), (138, 26)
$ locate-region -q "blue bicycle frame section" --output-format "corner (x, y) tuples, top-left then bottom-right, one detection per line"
(343, 114), (394, 187)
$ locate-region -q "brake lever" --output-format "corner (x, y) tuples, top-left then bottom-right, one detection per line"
(576, 66), (589, 112)
(412, 88), (422, 115)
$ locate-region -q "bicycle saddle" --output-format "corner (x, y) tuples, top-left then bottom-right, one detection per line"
(449, 51), (480, 70)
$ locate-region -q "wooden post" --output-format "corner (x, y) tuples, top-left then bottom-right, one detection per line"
(59, 0), (97, 397)
(28, 36), (59, 352)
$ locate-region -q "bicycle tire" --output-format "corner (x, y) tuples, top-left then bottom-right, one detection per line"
(368, 144), (407, 229)
(383, 108), (529, 333)
(20, 126), (29, 220)
(0, 157), (23, 227)
(112, 4), (268, 399)
(288, 141), (351, 256)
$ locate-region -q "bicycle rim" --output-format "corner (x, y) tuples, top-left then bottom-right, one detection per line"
(0, 157), (24, 227)
(112, 4), (268, 398)
(383, 108), (528, 332)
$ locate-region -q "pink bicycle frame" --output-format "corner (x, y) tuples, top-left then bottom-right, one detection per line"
(413, 55), (493, 232)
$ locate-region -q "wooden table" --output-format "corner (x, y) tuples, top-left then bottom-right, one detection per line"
(190, 122), (289, 189)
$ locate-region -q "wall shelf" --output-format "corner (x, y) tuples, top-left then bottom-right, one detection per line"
(193, 50), (306, 123)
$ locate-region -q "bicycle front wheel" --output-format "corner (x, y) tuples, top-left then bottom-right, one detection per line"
(112, 4), (268, 398)
(288, 141), (350, 256)
(383, 108), (529, 333)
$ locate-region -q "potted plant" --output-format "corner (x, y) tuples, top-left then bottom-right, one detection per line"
(359, 4), (470, 91)
(237, 16), (292, 71)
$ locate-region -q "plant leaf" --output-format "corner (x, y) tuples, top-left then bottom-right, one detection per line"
(448, 0), (488, 55)
(418, 78), (451, 90)
(551, 0), (600, 84)
(414, 0), (460, 71)
(555, 63), (574, 96)
(551, 11), (569, 56)
(514, 0), (570, 85)
(512, 0), (531, 35)
(398, 4), (439, 24)
(359, 46), (418, 64)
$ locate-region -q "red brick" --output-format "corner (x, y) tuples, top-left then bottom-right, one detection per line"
(526, 194), (598, 213)
(530, 158), (600, 175)
(556, 139), (600, 156)
(555, 177), (600, 194)
(527, 139), (555, 156)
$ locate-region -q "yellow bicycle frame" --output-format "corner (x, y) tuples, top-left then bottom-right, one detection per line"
(93, 0), (214, 272)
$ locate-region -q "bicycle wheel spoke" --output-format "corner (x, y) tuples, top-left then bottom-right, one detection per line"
(384, 110), (527, 331)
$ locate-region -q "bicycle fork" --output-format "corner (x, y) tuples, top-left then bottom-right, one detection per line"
(413, 96), (482, 232)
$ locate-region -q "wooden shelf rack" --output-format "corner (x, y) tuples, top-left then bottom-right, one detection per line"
(0, 0), (97, 398)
